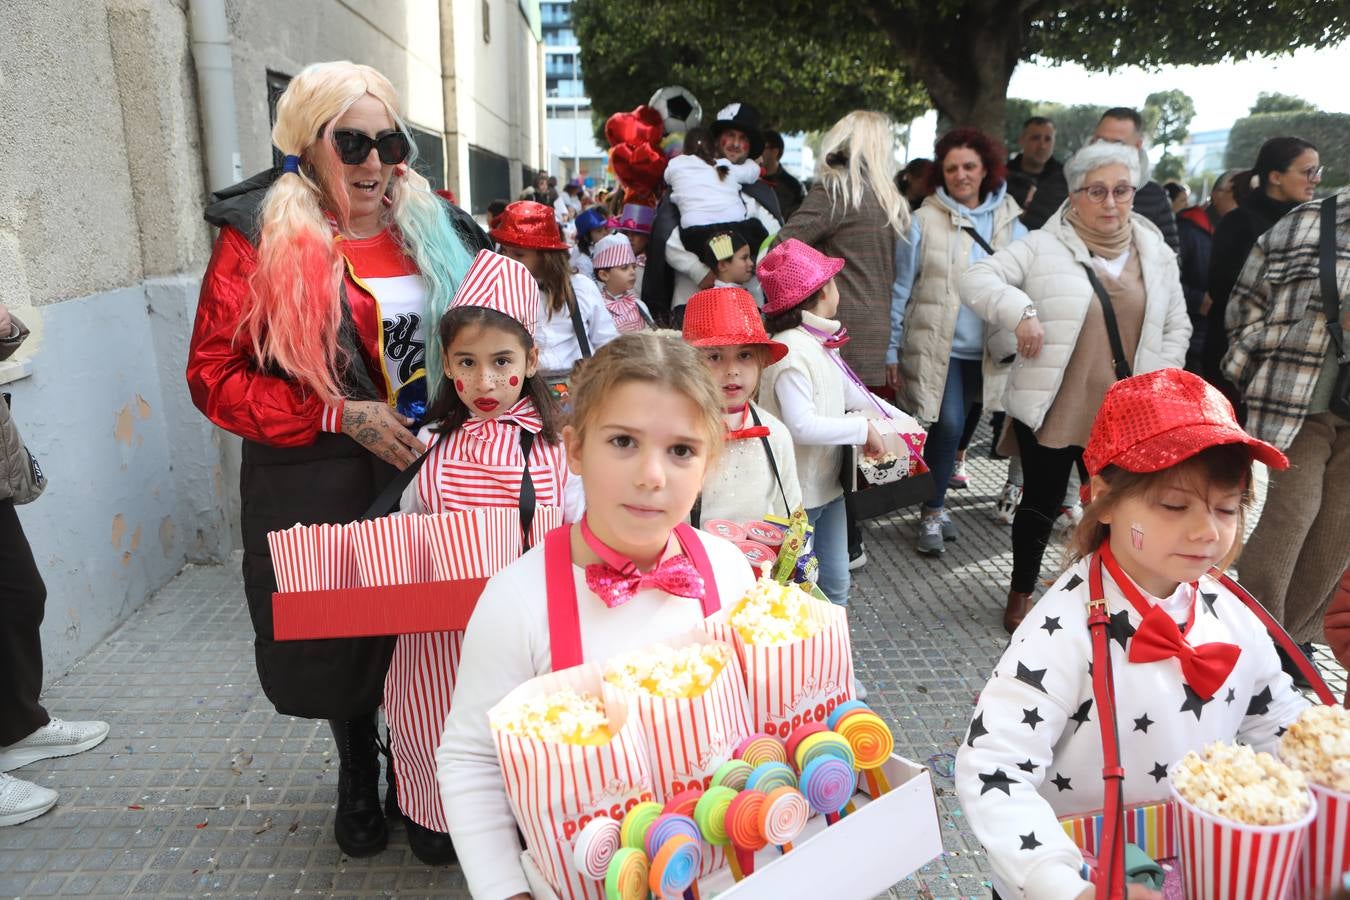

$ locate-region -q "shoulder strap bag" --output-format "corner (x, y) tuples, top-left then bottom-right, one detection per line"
(1318, 194), (1350, 420)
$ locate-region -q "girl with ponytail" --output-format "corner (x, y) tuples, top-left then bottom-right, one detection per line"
(186, 60), (488, 860)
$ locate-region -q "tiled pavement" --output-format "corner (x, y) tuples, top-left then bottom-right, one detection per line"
(2, 422), (1344, 899)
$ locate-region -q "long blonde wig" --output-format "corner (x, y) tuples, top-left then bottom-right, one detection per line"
(815, 111), (909, 236)
(242, 60), (473, 403)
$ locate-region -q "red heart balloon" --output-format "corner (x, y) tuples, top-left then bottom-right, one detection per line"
(604, 105), (665, 149)
(610, 141), (667, 196)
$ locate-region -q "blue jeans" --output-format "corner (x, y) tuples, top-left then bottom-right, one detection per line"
(806, 496), (849, 607)
(921, 358), (983, 511)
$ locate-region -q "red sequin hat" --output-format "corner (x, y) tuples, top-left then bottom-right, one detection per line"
(1083, 368), (1288, 476)
(682, 287), (788, 364)
(758, 238), (845, 316)
(489, 200), (568, 251)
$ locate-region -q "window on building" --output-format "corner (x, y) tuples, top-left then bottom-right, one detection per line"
(469, 145), (511, 217)
(408, 125), (446, 192)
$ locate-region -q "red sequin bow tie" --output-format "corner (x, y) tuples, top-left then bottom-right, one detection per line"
(1127, 604), (1241, 700)
(1100, 542), (1241, 700)
(726, 425), (770, 441)
(584, 555), (706, 609)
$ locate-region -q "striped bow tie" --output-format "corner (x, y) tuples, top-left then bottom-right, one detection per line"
(462, 400), (542, 440)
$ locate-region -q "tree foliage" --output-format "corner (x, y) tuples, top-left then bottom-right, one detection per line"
(574, 0), (1350, 136)
(1249, 92), (1319, 115)
(1225, 110), (1350, 190)
(1144, 89), (1197, 155)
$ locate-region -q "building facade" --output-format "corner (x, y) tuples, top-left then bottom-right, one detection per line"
(541, 0), (607, 185)
(0, 0), (545, 681)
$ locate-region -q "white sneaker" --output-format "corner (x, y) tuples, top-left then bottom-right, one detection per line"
(1053, 504), (1084, 533)
(0, 718), (110, 772)
(948, 459), (969, 489)
(993, 482), (1022, 525)
(0, 773), (57, 826)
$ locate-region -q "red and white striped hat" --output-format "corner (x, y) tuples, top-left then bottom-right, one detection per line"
(591, 233), (637, 270)
(448, 249), (540, 336)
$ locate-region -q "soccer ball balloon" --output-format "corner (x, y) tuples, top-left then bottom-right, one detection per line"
(648, 85), (702, 136)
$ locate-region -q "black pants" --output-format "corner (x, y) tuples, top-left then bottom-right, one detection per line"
(957, 402), (983, 452)
(0, 498), (50, 745)
(1010, 420), (1085, 593)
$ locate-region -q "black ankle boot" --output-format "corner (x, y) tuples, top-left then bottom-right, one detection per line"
(328, 716), (388, 857)
(405, 816), (458, 866)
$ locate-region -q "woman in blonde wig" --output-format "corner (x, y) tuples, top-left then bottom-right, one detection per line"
(187, 61), (488, 860)
(776, 109), (909, 567)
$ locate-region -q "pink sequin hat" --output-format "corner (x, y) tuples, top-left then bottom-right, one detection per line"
(1083, 368), (1288, 476)
(591, 233), (637, 269)
(759, 238), (845, 316)
(448, 249), (539, 336)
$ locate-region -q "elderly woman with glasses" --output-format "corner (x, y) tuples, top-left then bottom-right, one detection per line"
(960, 142), (1190, 632)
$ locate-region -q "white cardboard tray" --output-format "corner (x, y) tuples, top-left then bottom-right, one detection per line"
(522, 753), (944, 898)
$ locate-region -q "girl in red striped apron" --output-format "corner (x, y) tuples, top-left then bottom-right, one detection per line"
(384, 250), (584, 865)
(433, 331), (757, 898)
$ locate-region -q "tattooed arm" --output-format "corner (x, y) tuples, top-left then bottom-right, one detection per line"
(341, 401), (425, 470)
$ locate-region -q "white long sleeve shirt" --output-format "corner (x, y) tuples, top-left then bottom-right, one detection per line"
(664, 155), (762, 227)
(536, 274), (621, 378)
(435, 530), (756, 899)
(955, 556), (1307, 899)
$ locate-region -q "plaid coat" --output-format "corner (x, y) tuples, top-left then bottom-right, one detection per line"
(777, 183), (900, 386)
(1223, 189), (1350, 450)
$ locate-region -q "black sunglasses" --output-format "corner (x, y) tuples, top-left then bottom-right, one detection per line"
(332, 129), (411, 166)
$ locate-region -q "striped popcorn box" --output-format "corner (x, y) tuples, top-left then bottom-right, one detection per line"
(400, 515), (434, 584)
(350, 516), (415, 587)
(603, 632), (752, 877)
(424, 508), (567, 582)
(705, 590), (855, 740)
(1060, 800), (1179, 863)
(314, 523), (359, 590)
(1169, 780), (1315, 900)
(489, 664), (655, 900)
(1293, 781), (1349, 900)
(266, 523), (319, 592)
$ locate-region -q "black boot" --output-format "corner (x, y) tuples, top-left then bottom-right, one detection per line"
(328, 716), (388, 857)
(405, 816), (458, 866)
(382, 730), (399, 820)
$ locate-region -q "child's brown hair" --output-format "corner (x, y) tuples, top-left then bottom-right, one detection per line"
(683, 127), (729, 181)
(1065, 444), (1257, 571)
(567, 330), (725, 466)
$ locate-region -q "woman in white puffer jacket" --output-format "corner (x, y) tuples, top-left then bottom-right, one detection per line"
(959, 142), (1190, 633)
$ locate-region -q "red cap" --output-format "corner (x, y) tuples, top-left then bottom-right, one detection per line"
(1082, 368), (1288, 476)
(489, 200), (568, 251)
(682, 287), (788, 364)
(758, 239), (845, 316)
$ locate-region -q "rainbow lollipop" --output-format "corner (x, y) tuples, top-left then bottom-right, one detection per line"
(645, 814), (701, 859)
(825, 700), (869, 730)
(733, 733), (788, 768)
(649, 834), (702, 899)
(834, 708), (895, 796)
(799, 755), (856, 825)
(693, 785), (740, 879)
(759, 786), (809, 852)
(573, 816), (622, 880)
(605, 847), (649, 900)
(724, 789), (768, 880)
(710, 759), (752, 791)
(785, 722), (827, 765)
(795, 731), (855, 772)
(620, 801), (664, 850)
(745, 761), (797, 793)
(663, 787), (703, 819)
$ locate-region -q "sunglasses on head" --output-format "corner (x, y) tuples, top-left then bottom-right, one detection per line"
(332, 128), (411, 166)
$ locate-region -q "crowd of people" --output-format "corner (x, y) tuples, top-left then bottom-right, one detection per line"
(1, 54), (1347, 900)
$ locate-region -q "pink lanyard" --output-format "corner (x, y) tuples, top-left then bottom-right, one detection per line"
(543, 522), (721, 671)
(798, 324), (892, 420)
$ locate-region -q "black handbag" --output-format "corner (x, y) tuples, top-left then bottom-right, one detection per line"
(1318, 194), (1350, 420)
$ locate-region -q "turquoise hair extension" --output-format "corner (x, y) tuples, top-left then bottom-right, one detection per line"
(389, 120), (475, 402)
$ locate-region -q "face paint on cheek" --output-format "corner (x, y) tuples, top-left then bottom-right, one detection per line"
(1130, 522), (1145, 551)
(454, 380), (465, 392)
(509, 376), (520, 387)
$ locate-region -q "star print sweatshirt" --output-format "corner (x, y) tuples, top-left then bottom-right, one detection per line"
(955, 555), (1307, 899)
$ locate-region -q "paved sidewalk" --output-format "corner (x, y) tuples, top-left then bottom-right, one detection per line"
(2, 424), (1343, 899)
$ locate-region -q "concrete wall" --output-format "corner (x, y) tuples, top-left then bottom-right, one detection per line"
(0, 0), (543, 681)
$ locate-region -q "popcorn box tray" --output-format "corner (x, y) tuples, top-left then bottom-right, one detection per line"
(271, 578), (488, 641)
(521, 754), (943, 898)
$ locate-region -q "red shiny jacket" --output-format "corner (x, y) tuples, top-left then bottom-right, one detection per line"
(186, 225), (387, 447)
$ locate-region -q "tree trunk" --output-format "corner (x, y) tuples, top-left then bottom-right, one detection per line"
(864, 1), (1028, 137)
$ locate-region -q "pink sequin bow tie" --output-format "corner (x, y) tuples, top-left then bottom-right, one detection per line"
(584, 556), (706, 608)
